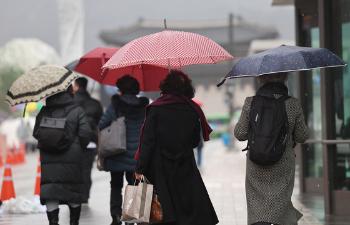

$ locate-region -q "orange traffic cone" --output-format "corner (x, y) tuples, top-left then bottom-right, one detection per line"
(18, 143), (26, 164)
(6, 147), (15, 165)
(12, 145), (21, 165)
(0, 135), (5, 167)
(0, 158), (16, 201)
(34, 158), (41, 196)
(0, 152), (3, 168)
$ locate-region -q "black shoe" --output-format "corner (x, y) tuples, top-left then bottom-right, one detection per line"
(111, 215), (122, 225)
(69, 205), (81, 225)
(46, 209), (59, 225)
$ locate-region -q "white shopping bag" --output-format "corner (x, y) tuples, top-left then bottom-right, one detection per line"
(121, 179), (153, 223)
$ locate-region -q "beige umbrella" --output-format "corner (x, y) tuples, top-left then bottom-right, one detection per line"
(6, 65), (79, 106)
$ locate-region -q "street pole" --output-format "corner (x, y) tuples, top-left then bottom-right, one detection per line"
(223, 13), (235, 151)
(226, 13), (235, 119)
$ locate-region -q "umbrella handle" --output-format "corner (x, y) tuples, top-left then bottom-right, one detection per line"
(100, 53), (108, 83)
(164, 18), (167, 29)
(217, 78), (226, 87)
(23, 103), (27, 117)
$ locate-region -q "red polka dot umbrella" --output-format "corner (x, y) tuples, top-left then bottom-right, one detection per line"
(103, 30), (234, 70)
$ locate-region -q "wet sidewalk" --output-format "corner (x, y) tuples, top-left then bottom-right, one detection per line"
(0, 140), (347, 225)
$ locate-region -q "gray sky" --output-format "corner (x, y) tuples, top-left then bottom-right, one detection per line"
(0, 0), (295, 53)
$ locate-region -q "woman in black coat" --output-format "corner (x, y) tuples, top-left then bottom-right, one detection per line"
(33, 88), (93, 225)
(135, 70), (219, 225)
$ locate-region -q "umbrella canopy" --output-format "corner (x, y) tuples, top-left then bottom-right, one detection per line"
(6, 65), (79, 106)
(222, 45), (346, 82)
(69, 47), (118, 78)
(67, 47), (169, 91)
(102, 65), (169, 91)
(103, 30), (233, 70)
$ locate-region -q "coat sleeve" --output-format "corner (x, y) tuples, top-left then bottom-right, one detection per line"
(98, 104), (116, 130)
(77, 108), (94, 148)
(33, 108), (44, 139)
(192, 119), (201, 148)
(234, 97), (252, 141)
(293, 99), (309, 143)
(135, 108), (157, 174)
(95, 101), (103, 125)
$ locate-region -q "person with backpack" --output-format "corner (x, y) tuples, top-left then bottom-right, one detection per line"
(72, 77), (103, 203)
(33, 87), (93, 225)
(98, 75), (149, 225)
(234, 73), (308, 225)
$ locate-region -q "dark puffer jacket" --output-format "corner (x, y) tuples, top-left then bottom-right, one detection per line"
(99, 94), (149, 172)
(74, 89), (103, 143)
(33, 92), (93, 204)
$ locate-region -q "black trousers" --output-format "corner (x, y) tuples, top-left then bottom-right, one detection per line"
(110, 171), (135, 216)
(82, 148), (97, 202)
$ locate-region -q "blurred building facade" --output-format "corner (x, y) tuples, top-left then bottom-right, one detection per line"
(275, 0), (350, 217)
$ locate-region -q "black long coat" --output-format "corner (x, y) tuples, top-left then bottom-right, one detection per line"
(33, 92), (93, 204)
(136, 103), (219, 225)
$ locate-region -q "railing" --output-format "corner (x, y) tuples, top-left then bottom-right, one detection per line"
(304, 139), (350, 144)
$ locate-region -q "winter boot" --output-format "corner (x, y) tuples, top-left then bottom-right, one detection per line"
(46, 208), (59, 225)
(69, 205), (81, 225)
(110, 215), (122, 225)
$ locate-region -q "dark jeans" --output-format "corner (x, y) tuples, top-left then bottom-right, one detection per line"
(110, 171), (135, 217)
(82, 148), (97, 202)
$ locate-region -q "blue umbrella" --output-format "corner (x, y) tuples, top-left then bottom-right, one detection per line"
(217, 45), (346, 86)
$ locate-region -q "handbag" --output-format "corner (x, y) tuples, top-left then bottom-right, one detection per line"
(121, 177), (154, 223)
(98, 116), (127, 157)
(150, 193), (163, 224)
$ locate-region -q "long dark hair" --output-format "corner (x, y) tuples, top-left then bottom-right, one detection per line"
(159, 70), (195, 98)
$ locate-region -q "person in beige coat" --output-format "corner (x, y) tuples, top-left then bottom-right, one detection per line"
(234, 73), (309, 225)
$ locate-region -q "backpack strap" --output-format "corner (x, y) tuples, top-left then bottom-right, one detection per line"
(111, 95), (123, 118)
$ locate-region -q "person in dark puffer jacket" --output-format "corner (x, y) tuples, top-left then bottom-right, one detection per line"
(33, 87), (93, 225)
(73, 77), (103, 203)
(99, 75), (149, 225)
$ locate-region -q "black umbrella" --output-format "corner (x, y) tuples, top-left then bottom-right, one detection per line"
(218, 45), (346, 86)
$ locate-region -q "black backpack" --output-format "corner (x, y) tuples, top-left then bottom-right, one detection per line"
(36, 106), (77, 154)
(245, 84), (290, 166)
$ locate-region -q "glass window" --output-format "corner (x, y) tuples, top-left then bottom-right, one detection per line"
(333, 2), (350, 190)
(335, 22), (350, 139)
(304, 27), (323, 178)
(334, 144), (350, 190)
